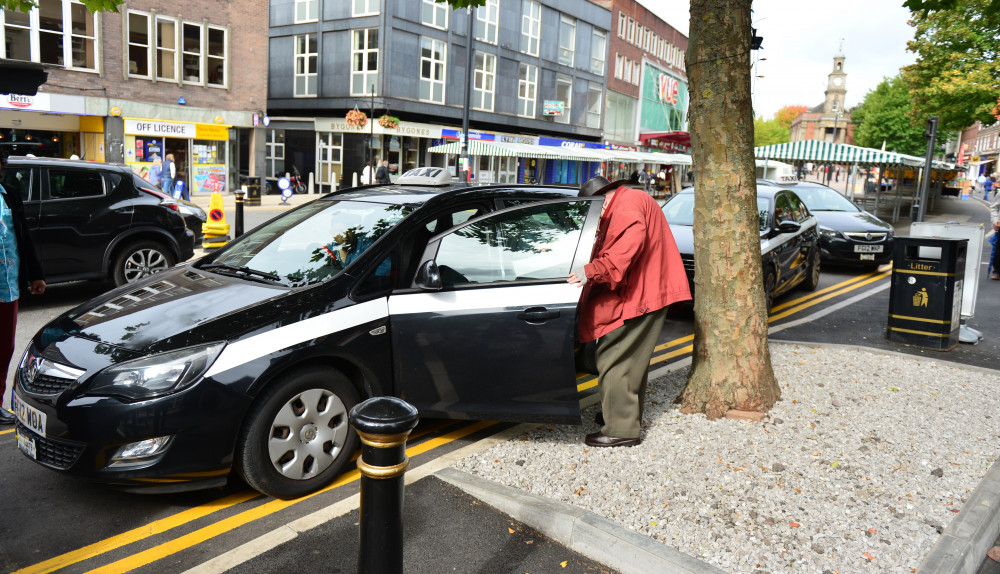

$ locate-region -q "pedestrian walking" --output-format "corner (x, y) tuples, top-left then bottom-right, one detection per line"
(375, 159), (391, 184)
(361, 160), (375, 185)
(985, 175), (994, 201)
(569, 176), (691, 447)
(977, 173), (987, 196)
(161, 153), (176, 197)
(990, 185), (1000, 280)
(149, 155), (162, 188)
(0, 150), (46, 425)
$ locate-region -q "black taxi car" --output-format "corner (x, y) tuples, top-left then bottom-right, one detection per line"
(12, 168), (602, 499)
(661, 186), (821, 310)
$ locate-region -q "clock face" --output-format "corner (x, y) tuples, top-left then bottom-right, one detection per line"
(833, 77), (844, 87)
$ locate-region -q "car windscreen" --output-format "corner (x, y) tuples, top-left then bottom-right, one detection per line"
(205, 199), (413, 287)
(663, 193), (772, 232)
(790, 186), (860, 212)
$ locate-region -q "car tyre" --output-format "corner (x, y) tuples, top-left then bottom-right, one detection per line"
(800, 249), (821, 292)
(763, 267), (777, 314)
(236, 366), (360, 499)
(113, 241), (175, 287)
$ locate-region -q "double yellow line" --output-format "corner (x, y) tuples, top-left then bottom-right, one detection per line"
(11, 265), (893, 573)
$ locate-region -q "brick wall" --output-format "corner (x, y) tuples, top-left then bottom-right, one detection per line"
(39, 0), (268, 115)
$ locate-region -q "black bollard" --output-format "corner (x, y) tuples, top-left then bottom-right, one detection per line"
(234, 190), (244, 238)
(349, 397), (419, 574)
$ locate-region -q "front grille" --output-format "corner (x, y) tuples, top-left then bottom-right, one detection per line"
(15, 422), (86, 470)
(680, 254), (695, 277)
(844, 232), (888, 242)
(19, 370), (73, 395)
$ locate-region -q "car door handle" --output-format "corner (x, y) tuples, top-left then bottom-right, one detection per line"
(516, 307), (560, 322)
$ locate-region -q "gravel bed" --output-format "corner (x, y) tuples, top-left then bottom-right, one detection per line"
(452, 343), (1000, 573)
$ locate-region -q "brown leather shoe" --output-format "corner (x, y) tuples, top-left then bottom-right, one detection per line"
(991, 272), (999, 280)
(585, 431), (641, 447)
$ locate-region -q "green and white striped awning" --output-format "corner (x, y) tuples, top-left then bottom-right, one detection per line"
(428, 140), (559, 159)
(755, 140), (906, 165)
(429, 140), (692, 165)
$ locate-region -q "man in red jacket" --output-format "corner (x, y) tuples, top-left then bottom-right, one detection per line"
(569, 176), (691, 447)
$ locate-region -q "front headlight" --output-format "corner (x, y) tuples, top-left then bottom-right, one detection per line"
(818, 225), (841, 239)
(87, 342), (225, 401)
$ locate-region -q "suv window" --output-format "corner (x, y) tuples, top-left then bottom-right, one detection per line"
(48, 169), (105, 199)
(1, 167), (32, 201)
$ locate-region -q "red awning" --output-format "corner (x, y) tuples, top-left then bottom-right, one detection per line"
(638, 131), (691, 148)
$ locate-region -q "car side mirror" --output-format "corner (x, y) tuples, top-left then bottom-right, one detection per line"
(414, 260), (442, 291)
(777, 220), (801, 234)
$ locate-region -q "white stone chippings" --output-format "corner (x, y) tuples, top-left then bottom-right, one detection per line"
(451, 344), (1000, 573)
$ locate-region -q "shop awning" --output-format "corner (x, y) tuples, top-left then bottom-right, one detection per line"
(638, 131), (691, 148)
(428, 140), (559, 159)
(755, 140), (908, 165)
(429, 140), (692, 165)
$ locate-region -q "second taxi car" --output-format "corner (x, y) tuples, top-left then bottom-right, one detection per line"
(12, 169), (602, 499)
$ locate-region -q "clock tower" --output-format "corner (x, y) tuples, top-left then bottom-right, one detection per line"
(824, 51), (847, 115)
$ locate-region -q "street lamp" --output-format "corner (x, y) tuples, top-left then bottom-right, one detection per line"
(460, 6), (474, 183)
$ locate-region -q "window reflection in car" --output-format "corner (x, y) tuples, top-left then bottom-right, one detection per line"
(204, 200), (414, 287)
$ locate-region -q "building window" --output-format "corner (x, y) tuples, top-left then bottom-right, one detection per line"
(555, 73), (572, 125)
(632, 61), (640, 85)
(156, 16), (177, 81)
(181, 21), (202, 83)
(520, 0), (540, 57)
(295, 34), (317, 97)
(627, 18), (634, 44)
(420, 36), (446, 104)
(0, 0), (98, 71)
(586, 83), (602, 129)
(475, 0), (498, 44)
(351, 28), (378, 96)
(126, 11), (151, 78)
(832, 99), (839, 111)
(353, 0), (378, 16)
(473, 51), (495, 112)
(265, 130), (285, 180)
(558, 16), (575, 67)
(591, 29), (606, 75)
(207, 26), (226, 87)
(518, 63), (537, 118)
(295, 0), (318, 23)
(614, 54), (623, 80)
(421, 0), (447, 29)
(617, 11), (626, 39)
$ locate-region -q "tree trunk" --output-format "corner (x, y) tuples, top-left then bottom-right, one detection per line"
(679, 0), (780, 420)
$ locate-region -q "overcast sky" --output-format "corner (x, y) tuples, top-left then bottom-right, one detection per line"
(637, 0), (918, 120)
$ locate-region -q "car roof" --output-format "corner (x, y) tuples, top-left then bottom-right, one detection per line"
(6, 156), (130, 171)
(323, 182), (580, 206)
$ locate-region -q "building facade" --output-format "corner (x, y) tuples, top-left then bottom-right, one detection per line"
(0, 0), (268, 196)
(961, 121), (998, 181)
(266, 0), (619, 190)
(789, 52), (855, 146)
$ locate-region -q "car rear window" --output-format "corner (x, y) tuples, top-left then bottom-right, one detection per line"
(48, 169), (105, 199)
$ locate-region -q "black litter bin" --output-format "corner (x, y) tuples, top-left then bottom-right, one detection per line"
(243, 177), (261, 207)
(887, 236), (967, 351)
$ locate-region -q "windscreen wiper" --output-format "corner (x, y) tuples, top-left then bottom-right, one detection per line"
(201, 263), (282, 282)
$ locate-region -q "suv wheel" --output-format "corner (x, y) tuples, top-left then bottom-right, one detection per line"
(113, 241), (175, 286)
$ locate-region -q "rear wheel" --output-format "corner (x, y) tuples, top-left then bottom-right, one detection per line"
(800, 249), (821, 291)
(113, 241), (174, 287)
(236, 366), (360, 499)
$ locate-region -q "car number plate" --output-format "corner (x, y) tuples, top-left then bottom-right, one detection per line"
(859, 254), (875, 260)
(16, 433), (36, 459)
(12, 391), (46, 438)
(854, 244), (883, 253)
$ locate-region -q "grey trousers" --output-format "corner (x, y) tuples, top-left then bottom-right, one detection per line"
(594, 307), (668, 439)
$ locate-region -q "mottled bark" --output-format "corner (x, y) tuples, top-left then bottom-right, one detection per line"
(679, 0), (780, 420)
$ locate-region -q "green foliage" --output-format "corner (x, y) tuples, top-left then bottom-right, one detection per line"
(851, 75), (928, 156)
(432, 0), (486, 7)
(902, 0), (1000, 132)
(753, 118), (789, 147)
(2, 0), (122, 12)
(774, 105), (808, 129)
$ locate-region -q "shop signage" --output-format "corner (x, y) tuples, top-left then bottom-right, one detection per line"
(498, 135), (536, 144)
(125, 119), (197, 139)
(658, 75), (680, 105)
(538, 136), (604, 150)
(315, 118), (440, 138)
(543, 100), (565, 116)
(196, 124), (230, 141)
(2, 93), (49, 111)
(442, 129), (493, 141)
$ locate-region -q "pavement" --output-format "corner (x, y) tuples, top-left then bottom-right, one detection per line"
(180, 182), (1000, 574)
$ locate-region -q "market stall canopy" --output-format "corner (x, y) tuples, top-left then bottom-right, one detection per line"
(429, 140), (692, 165)
(755, 140), (957, 170)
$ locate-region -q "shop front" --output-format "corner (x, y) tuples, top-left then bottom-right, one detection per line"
(0, 92), (103, 159)
(124, 118), (231, 196)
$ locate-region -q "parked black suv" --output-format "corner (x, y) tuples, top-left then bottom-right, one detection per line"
(1, 157), (195, 287)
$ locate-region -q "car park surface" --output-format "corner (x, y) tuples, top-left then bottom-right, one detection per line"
(767, 180), (894, 266)
(1, 156), (195, 287)
(661, 186), (821, 309)
(12, 169), (603, 499)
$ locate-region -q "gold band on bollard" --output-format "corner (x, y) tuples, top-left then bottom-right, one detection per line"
(357, 431), (410, 449)
(356, 456), (410, 479)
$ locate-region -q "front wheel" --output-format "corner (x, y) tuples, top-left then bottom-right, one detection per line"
(236, 366), (360, 499)
(113, 241), (175, 287)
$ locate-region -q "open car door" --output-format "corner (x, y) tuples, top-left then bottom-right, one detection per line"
(388, 197), (602, 423)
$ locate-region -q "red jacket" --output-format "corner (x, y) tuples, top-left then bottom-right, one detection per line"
(577, 187), (691, 343)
